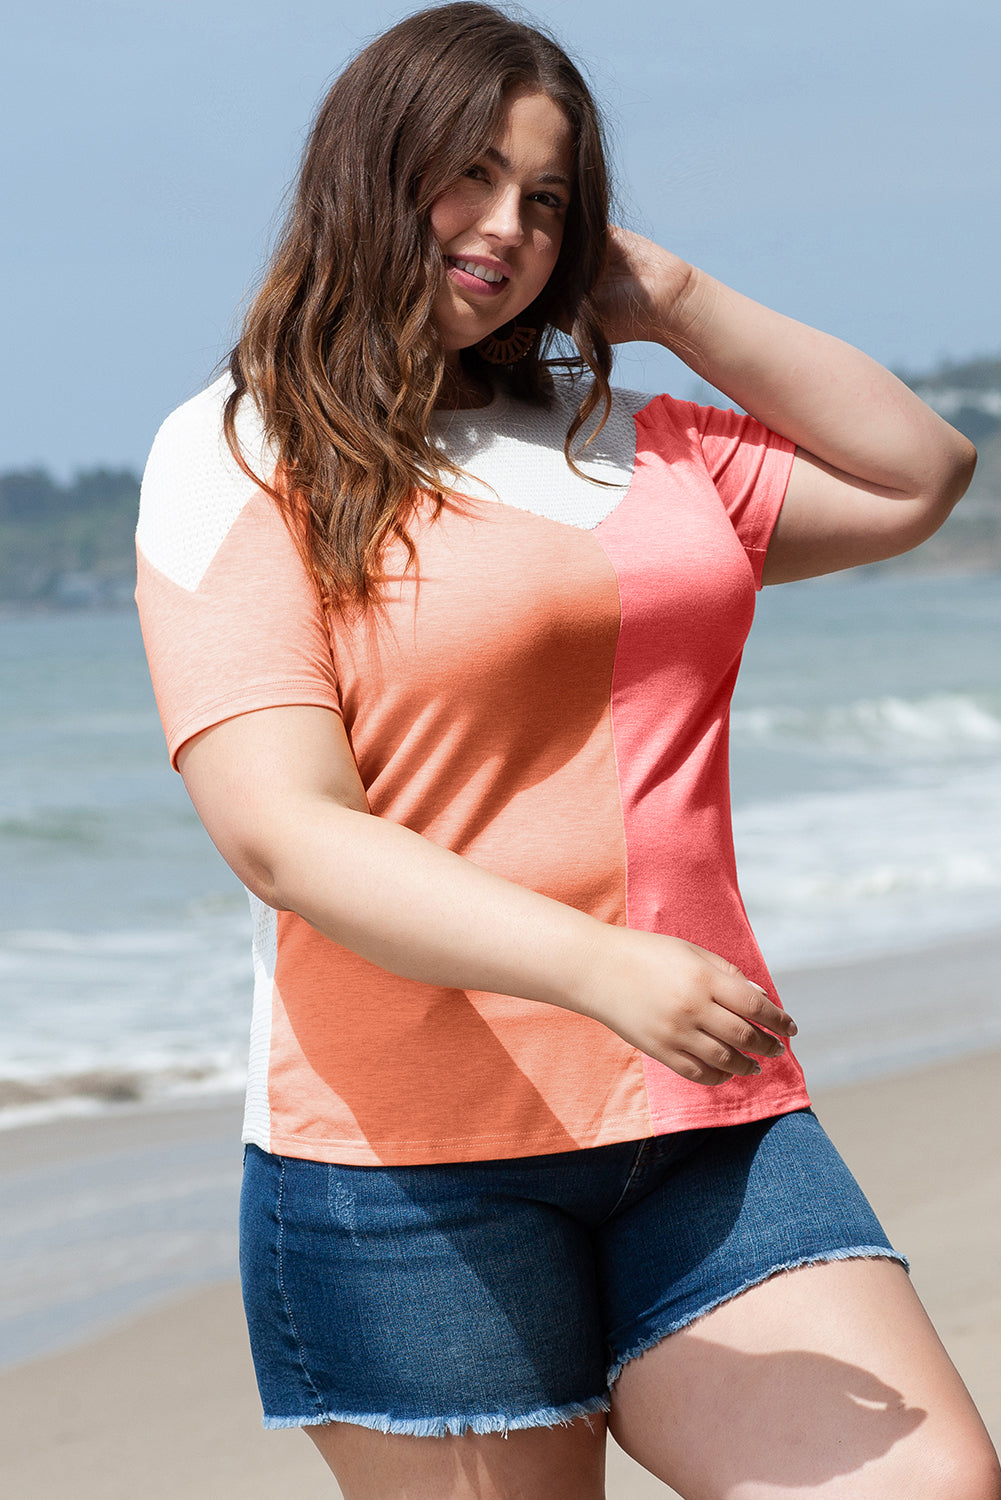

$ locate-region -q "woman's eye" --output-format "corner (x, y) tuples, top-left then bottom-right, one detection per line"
(532, 191), (566, 211)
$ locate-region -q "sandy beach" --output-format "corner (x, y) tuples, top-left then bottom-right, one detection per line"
(2, 945), (1000, 1497)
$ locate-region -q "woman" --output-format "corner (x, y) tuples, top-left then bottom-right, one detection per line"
(136, 4), (999, 1497)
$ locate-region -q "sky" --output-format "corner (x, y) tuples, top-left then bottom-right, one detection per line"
(3, 0), (999, 477)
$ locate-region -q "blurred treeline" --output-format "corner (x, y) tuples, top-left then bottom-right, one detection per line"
(2, 356), (1000, 606)
(0, 468), (139, 607)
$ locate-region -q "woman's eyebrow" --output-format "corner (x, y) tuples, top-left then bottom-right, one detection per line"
(483, 144), (571, 186)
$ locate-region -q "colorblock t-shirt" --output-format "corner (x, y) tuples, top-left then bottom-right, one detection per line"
(136, 375), (810, 1166)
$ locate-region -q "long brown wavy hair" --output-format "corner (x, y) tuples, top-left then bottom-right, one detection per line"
(225, 2), (613, 607)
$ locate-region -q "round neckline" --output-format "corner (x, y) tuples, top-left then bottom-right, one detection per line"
(431, 387), (508, 423)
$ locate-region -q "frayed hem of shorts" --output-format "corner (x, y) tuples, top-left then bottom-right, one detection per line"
(605, 1244), (909, 1386)
(262, 1392), (611, 1437)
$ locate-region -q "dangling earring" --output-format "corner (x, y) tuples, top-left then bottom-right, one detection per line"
(476, 322), (538, 364)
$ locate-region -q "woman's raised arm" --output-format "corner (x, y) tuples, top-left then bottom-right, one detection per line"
(595, 227), (977, 582)
(178, 703), (795, 1084)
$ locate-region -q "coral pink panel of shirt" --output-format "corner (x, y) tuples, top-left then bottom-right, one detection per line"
(593, 408), (808, 1133)
(137, 493), (342, 766)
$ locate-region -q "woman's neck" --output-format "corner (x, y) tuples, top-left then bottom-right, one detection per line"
(436, 359), (494, 410)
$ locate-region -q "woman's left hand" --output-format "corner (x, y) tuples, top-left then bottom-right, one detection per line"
(591, 225), (692, 345)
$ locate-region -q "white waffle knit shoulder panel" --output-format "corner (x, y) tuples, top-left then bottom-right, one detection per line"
(431, 378), (655, 530)
(136, 375), (274, 593)
(138, 375), (657, 593)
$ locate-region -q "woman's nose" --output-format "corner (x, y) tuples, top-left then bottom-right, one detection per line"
(479, 186), (525, 247)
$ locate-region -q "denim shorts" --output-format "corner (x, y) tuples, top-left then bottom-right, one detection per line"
(239, 1107), (905, 1437)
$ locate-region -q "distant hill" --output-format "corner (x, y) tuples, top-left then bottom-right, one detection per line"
(2, 354), (1000, 606)
(0, 468), (140, 607)
(901, 354), (1001, 395)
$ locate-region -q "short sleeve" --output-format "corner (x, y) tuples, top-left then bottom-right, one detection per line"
(633, 394), (795, 589)
(692, 403), (795, 589)
(135, 379), (341, 768)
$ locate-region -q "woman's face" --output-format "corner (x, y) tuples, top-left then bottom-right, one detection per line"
(429, 89), (574, 360)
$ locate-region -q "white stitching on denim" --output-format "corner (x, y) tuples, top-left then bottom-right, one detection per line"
(274, 1155), (327, 1417)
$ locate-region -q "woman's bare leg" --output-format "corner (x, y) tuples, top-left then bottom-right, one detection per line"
(610, 1257), (1000, 1500)
(305, 1412), (606, 1500)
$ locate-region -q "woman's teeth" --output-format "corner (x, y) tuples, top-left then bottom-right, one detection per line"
(452, 259), (504, 283)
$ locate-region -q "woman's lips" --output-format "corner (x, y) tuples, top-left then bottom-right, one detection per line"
(446, 257), (510, 296)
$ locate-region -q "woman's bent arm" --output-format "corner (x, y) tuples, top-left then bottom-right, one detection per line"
(597, 229), (977, 582)
(178, 704), (795, 1086)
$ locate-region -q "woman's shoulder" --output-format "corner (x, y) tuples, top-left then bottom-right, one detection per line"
(547, 372), (724, 433)
(545, 373), (734, 461)
(143, 373), (272, 479)
(546, 370), (654, 417)
(137, 375), (276, 591)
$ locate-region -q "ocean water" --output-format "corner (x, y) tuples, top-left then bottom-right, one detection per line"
(1, 572), (999, 1125)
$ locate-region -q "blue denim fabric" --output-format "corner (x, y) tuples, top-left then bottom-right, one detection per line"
(239, 1108), (904, 1436)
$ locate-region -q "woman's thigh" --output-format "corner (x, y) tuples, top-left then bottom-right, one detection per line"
(305, 1415), (607, 1500)
(610, 1257), (1001, 1500)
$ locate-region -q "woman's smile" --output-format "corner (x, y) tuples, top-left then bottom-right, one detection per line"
(444, 254), (512, 295)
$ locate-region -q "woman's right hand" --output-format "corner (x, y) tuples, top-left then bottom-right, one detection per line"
(573, 925), (796, 1086)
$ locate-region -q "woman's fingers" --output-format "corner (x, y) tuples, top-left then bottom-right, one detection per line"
(655, 1027), (776, 1087)
(583, 928), (798, 1085)
(691, 946), (798, 1037)
(660, 1028), (769, 1085)
(719, 999), (795, 1054)
(661, 1051), (736, 1088)
(652, 956), (798, 1084)
(655, 1030), (772, 1085)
